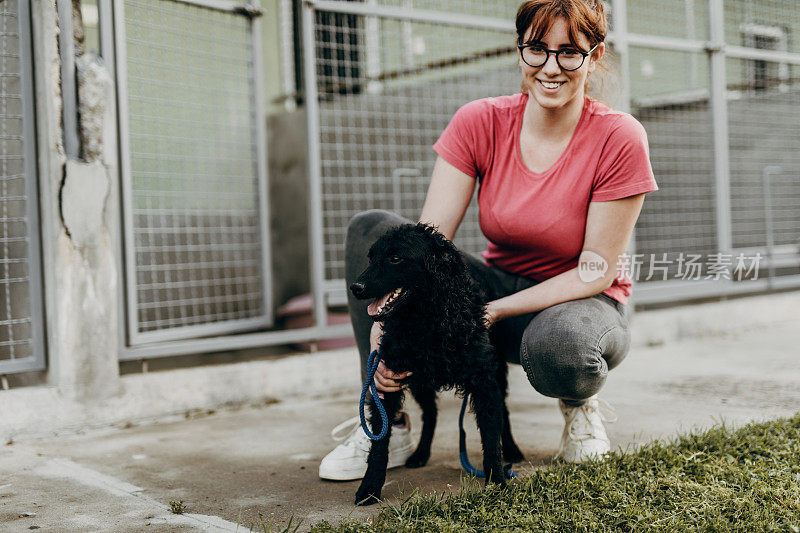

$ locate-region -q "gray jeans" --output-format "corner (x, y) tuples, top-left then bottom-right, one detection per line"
(346, 210), (631, 407)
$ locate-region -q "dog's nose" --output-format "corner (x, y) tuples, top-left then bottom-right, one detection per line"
(350, 282), (365, 298)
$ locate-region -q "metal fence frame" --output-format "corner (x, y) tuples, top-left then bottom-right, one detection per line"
(113, 0), (278, 352)
(0, 0), (46, 374)
(108, 0), (800, 360)
(304, 0), (800, 313)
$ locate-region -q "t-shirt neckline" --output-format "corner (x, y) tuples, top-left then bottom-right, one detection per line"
(514, 93), (591, 179)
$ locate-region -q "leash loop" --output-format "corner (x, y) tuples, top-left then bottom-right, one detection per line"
(359, 349), (389, 441)
(459, 395), (516, 479)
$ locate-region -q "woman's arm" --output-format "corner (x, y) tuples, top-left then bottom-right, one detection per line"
(485, 194), (645, 323)
(371, 156), (476, 395)
(418, 156), (477, 240)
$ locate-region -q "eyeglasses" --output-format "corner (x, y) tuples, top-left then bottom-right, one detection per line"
(517, 41), (600, 71)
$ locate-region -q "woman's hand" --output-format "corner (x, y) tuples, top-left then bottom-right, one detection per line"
(484, 302), (501, 328)
(369, 321), (412, 398)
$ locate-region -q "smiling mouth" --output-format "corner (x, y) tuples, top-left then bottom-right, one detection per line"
(538, 79), (566, 90)
(367, 288), (407, 319)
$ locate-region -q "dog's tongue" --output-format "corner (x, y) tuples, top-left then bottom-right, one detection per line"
(367, 293), (392, 317)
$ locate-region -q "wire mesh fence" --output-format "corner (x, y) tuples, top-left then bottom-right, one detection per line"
(629, 49), (717, 280)
(0, 0), (44, 373)
(627, 0), (710, 41)
(728, 60), (800, 250)
(119, 0), (271, 342)
(313, 12), (521, 282)
(308, 0), (800, 305)
(103, 0), (800, 356)
(350, 0), (521, 21)
(725, 0), (800, 54)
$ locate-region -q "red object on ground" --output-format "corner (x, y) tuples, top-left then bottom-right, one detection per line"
(276, 294), (355, 352)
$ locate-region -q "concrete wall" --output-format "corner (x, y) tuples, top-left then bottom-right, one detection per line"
(30, 1), (119, 400)
(267, 109), (311, 312)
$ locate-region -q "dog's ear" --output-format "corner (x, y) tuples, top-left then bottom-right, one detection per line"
(422, 230), (464, 280)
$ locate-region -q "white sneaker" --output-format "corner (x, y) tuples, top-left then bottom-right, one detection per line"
(555, 395), (618, 463)
(318, 412), (415, 481)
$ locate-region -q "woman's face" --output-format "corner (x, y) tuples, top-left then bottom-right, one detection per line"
(519, 17), (604, 111)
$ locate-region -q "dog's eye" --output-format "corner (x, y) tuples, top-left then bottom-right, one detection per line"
(388, 255), (402, 264)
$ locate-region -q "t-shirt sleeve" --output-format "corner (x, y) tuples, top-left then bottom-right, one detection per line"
(433, 100), (492, 179)
(591, 114), (659, 201)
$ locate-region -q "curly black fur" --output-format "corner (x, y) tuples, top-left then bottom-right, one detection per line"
(349, 223), (524, 506)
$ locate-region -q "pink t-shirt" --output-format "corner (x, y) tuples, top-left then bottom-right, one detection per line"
(433, 93), (658, 305)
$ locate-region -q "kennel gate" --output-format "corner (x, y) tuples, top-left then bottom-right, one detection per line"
(0, 0), (46, 374)
(114, 0), (275, 348)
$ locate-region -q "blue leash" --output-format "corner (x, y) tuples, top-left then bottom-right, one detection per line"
(359, 349), (389, 441)
(459, 395), (517, 479)
(359, 350), (515, 479)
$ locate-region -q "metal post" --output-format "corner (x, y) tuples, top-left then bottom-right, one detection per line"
(365, 0), (381, 93)
(611, 0), (638, 314)
(97, 0), (116, 74)
(302, 0), (329, 328)
(762, 166), (780, 286)
(402, 0), (414, 69)
(611, 0), (630, 114)
(56, 0), (80, 158)
(684, 0), (697, 89)
(280, 0), (297, 110)
(111, 0), (140, 346)
(708, 0), (733, 254)
(17, 0), (47, 372)
(391, 168), (421, 215)
(251, 0), (275, 326)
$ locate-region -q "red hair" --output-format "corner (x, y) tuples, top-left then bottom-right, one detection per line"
(516, 0), (607, 48)
(515, 0), (608, 93)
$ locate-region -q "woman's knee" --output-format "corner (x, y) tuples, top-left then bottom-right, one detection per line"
(346, 210), (397, 242)
(521, 335), (608, 400)
(519, 306), (621, 400)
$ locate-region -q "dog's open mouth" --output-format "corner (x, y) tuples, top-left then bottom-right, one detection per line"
(367, 288), (407, 319)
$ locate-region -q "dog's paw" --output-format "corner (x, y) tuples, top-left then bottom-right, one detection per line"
(404, 450), (430, 469)
(503, 443), (525, 464)
(355, 483), (382, 506)
(485, 476), (507, 489)
(483, 465), (507, 488)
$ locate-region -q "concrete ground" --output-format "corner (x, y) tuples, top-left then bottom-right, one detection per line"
(1, 319), (799, 532)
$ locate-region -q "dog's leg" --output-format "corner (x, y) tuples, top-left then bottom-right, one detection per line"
(405, 387), (437, 468)
(355, 391), (403, 506)
(468, 383), (506, 487)
(496, 363), (525, 463)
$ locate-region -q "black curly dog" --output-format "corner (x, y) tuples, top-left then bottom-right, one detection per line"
(349, 223), (524, 505)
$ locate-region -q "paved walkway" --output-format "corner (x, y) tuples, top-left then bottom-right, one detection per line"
(1, 320), (799, 532)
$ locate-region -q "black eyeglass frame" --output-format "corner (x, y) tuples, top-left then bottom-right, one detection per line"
(516, 41), (600, 71)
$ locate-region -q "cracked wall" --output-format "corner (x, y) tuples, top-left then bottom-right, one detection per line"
(34, 0), (120, 399)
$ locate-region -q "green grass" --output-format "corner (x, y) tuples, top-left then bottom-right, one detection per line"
(311, 414), (800, 532)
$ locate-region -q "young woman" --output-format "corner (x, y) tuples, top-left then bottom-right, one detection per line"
(319, 0), (658, 481)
